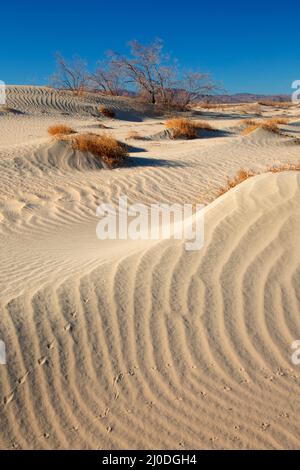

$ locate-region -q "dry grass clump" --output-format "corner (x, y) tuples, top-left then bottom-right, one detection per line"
(0, 106), (15, 112)
(126, 131), (142, 140)
(71, 133), (128, 168)
(267, 162), (300, 172)
(166, 118), (213, 139)
(48, 124), (75, 136)
(266, 117), (290, 125)
(197, 103), (219, 109)
(218, 169), (256, 196)
(99, 106), (115, 118)
(166, 118), (198, 139)
(261, 121), (280, 133)
(241, 123), (260, 135)
(217, 162), (300, 197)
(258, 100), (292, 108)
(194, 120), (213, 130)
(241, 118), (283, 135)
(239, 104), (262, 115)
(240, 118), (259, 126)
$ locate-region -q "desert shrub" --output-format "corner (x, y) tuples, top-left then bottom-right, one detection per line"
(71, 133), (128, 168)
(241, 118), (282, 135)
(218, 169), (256, 196)
(267, 162), (300, 172)
(258, 100), (292, 107)
(165, 118), (213, 139)
(265, 117), (290, 125)
(48, 124), (75, 136)
(126, 131), (141, 140)
(240, 118), (259, 126)
(99, 105), (115, 118)
(166, 118), (198, 139)
(217, 162), (300, 197)
(193, 120), (213, 130)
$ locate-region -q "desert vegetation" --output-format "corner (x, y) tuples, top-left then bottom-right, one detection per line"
(48, 124), (75, 136)
(166, 118), (213, 139)
(241, 118), (289, 135)
(218, 163), (300, 196)
(50, 39), (221, 109)
(126, 131), (142, 140)
(99, 105), (115, 118)
(70, 133), (128, 168)
(258, 100), (292, 107)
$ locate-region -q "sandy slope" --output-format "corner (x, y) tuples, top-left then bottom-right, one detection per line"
(0, 87), (300, 449)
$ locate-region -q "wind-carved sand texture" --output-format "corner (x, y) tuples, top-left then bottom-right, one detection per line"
(0, 86), (300, 449)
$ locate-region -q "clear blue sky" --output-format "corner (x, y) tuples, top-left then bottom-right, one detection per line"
(1, 0), (299, 94)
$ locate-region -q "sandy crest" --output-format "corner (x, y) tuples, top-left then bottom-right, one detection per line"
(0, 86), (300, 449)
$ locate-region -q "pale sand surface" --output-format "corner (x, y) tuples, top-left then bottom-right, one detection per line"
(0, 86), (300, 449)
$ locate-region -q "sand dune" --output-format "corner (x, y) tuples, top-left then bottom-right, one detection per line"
(0, 86), (300, 449)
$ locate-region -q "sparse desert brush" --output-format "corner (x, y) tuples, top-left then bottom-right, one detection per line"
(126, 131), (141, 140)
(166, 118), (213, 139)
(194, 120), (214, 130)
(241, 124), (260, 135)
(218, 169), (256, 196)
(258, 100), (292, 108)
(197, 102), (227, 110)
(71, 133), (128, 168)
(166, 118), (198, 139)
(197, 103), (218, 109)
(261, 121), (280, 133)
(0, 106), (14, 112)
(240, 118), (259, 126)
(99, 106), (115, 118)
(48, 124), (75, 136)
(266, 117), (290, 125)
(239, 104), (262, 115)
(241, 118), (281, 135)
(267, 162), (300, 172)
(217, 162), (300, 197)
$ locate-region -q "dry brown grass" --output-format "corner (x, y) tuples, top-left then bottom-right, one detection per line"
(258, 100), (292, 108)
(0, 106), (16, 113)
(48, 124), (75, 136)
(217, 162), (300, 197)
(166, 118), (213, 139)
(71, 133), (128, 168)
(265, 117), (290, 125)
(267, 162), (300, 172)
(194, 120), (213, 130)
(240, 103), (262, 113)
(241, 124), (259, 135)
(261, 121), (280, 133)
(218, 169), (256, 196)
(197, 103), (220, 109)
(166, 118), (198, 139)
(126, 131), (142, 140)
(99, 106), (115, 118)
(240, 118), (259, 126)
(241, 118), (284, 135)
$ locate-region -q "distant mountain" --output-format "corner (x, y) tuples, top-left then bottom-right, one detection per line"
(207, 93), (291, 103)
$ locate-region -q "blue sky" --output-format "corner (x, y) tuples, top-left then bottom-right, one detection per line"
(1, 0), (299, 94)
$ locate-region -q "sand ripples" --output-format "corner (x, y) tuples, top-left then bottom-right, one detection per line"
(0, 171), (300, 449)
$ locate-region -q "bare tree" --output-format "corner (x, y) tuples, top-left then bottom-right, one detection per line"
(175, 71), (220, 107)
(89, 61), (123, 96)
(110, 39), (170, 104)
(109, 40), (221, 108)
(50, 53), (89, 96)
